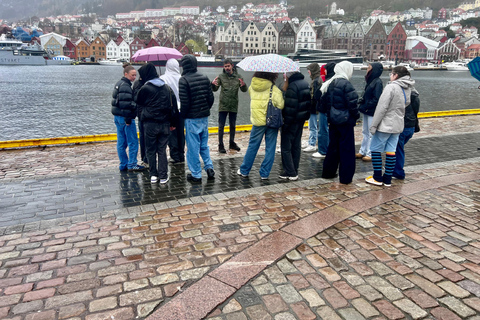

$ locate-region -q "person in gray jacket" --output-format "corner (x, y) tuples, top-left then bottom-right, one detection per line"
(365, 66), (415, 187)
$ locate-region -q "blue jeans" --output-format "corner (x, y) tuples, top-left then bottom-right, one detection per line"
(359, 114), (374, 157)
(239, 125), (278, 178)
(114, 116), (139, 170)
(318, 112), (329, 155)
(308, 113), (319, 146)
(393, 127), (415, 179)
(370, 131), (400, 153)
(185, 117), (213, 178)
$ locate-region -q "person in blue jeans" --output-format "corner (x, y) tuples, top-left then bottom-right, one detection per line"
(313, 62), (335, 158)
(238, 72), (284, 179)
(111, 65), (145, 172)
(179, 55), (215, 183)
(393, 88), (420, 180)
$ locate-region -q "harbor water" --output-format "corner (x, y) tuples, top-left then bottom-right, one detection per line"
(0, 64), (479, 141)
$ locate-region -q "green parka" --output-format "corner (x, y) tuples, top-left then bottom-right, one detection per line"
(211, 68), (248, 112)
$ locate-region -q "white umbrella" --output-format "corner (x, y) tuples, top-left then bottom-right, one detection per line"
(237, 54), (300, 73)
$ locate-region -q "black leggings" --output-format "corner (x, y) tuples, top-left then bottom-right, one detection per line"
(218, 111), (237, 145)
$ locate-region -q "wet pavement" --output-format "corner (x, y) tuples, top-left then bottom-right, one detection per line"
(0, 115), (479, 320)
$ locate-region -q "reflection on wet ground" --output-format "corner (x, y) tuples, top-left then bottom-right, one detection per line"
(1, 132), (479, 228)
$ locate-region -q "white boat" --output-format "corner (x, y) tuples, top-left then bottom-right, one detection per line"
(396, 62), (414, 72)
(0, 35), (47, 65)
(444, 61), (469, 71)
(46, 55), (74, 65)
(98, 59), (125, 66)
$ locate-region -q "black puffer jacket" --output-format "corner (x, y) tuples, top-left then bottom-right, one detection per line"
(404, 89), (420, 128)
(136, 63), (179, 127)
(282, 72), (311, 125)
(359, 62), (383, 116)
(111, 77), (136, 124)
(179, 54), (214, 119)
(319, 78), (359, 126)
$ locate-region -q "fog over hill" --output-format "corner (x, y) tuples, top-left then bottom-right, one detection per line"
(1, 0), (462, 22)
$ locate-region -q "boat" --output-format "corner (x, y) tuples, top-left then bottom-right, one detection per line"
(413, 62), (444, 71)
(0, 35), (47, 65)
(98, 59), (126, 66)
(396, 62), (414, 72)
(443, 61), (469, 71)
(288, 49), (363, 68)
(46, 55), (74, 65)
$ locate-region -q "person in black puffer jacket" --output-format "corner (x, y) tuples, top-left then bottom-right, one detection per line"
(356, 62), (384, 162)
(136, 63), (179, 184)
(179, 54), (215, 183)
(279, 71), (311, 180)
(111, 65), (144, 172)
(318, 61), (359, 184)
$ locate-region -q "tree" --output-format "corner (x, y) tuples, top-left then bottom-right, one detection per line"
(185, 37), (207, 53)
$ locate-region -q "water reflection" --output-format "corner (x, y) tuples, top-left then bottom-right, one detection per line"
(0, 65), (477, 141)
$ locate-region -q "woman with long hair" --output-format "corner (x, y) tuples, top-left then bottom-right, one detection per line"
(237, 72), (284, 179)
(366, 66), (415, 187)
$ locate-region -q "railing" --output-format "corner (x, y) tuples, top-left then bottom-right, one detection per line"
(1, 109), (479, 150)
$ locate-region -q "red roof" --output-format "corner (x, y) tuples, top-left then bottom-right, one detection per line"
(412, 42), (428, 50)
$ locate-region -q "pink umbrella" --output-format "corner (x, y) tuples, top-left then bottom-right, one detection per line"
(131, 46), (183, 62)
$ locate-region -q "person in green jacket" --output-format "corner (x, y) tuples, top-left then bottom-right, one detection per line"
(212, 59), (248, 153)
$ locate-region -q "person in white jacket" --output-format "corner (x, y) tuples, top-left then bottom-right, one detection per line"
(366, 66), (415, 187)
(160, 59), (184, 164)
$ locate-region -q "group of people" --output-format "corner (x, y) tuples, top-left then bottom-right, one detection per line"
(111, 56), (419, 187)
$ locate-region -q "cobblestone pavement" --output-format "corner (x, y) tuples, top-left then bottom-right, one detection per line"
(0, 115), (478, 320)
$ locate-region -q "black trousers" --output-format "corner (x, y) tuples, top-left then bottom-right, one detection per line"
(138, 120), (147, 163)
(280, 122), (305, 177)
(168, 117), (185, 162)
(144, 122), (170, 179)
(322, 124), (356, 184)
(218, 111), (237, 145)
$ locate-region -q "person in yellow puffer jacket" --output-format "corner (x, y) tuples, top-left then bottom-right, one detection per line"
(237, 72), (284, 179)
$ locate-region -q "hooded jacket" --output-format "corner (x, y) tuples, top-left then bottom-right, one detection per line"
(359, 62), (384, 116)
(283, 72), (311, 125)
(136, 63), (179, 126)
(319, 61), (359, 126)
(404, 88), (420, 129)
(211, 66), (247, 113)
(111, 76), (136, 124)
(307, 63), (322, 114)
(324, 62), (336, 81)
(370, 75), (415, 134)
(248, 77), (284, 126)
(160, 59), (181, 110)
(179, 54), (214, 119)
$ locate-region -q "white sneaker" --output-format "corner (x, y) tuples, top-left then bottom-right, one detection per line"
(237, 169), (248, 177)
(312, 152), (326, 158)
(150, 176), (158, 183)
(289, 175), (298, 181)
(301, 141), (309, 148)
(303, 145), (317, 152)
(160, 176), (169, 184)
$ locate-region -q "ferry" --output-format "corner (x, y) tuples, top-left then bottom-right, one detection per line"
(0, 35), (47, 65)
(46, 55), (74, 65)
(98, 58), (126, 66)
(288, 49), (363, 68)
(443, 61), (469, 71)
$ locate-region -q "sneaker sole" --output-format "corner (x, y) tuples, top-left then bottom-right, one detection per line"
(365, 177), (383, 186)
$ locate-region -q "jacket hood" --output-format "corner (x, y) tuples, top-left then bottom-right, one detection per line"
(307, 63), (320, 80)
(180, 54), (197, 75)
(165, 58), (180, 75)
(138, 63), (158, 83)
(392, 75), (415, 89)
(289, 72), (304, 82)
(365, 62), (383, 85)
(325, 62), (336, 80)
(250, 77), (274, 92)
(146, 78), (165, 87)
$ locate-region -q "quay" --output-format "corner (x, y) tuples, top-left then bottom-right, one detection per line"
(0, 114), (479, 320)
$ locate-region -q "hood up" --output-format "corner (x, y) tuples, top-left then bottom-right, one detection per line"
(180, 54), (197, 75)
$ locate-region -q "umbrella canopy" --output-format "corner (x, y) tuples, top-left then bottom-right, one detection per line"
(467, 57), (480, 81)
(131, 46), (183, 62)
(237, 54), (300, 73)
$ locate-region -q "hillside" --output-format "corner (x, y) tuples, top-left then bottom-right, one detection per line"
(1, 0), (464, 22)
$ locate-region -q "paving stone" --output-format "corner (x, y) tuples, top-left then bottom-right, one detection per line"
(222, 299), (242, 313)
(405, 274), (446, 298)
(58, 303), (86, 319)
(366, 276), (404, 300)
(438, 296), (477, 318)
(137, 300), (162, 318)
(458, 279), (480, 297)
(245, 305), (272, 320)
(393, 298), (428, 319)
(299, 289), (325, 307)
(404, 289), (439, 309)
(11, 300), (43, 315)
(276, 284), (303, 304)
(351, 298), (380, 318)
(89, 296), (117, 312)
(262, 294), (288, 314)
(437, 281), (471, 298)
(337, 308), (366, 320)
(372, 300), (404, 320)
(356, 285), (383, 302)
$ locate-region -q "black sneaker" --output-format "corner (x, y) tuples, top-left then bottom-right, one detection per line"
(169, 158), (184, 164)
(187, 174), (202, 183)
(229, 142), (241, 151)
(218, 144), (226, 154)
(206, 168), (215, 180)
(128, 165), (146, 172)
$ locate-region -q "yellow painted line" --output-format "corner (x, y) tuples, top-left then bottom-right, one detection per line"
(1, 110), (479, 150)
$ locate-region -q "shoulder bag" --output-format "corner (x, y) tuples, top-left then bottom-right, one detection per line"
(266, 84), (283, 129)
